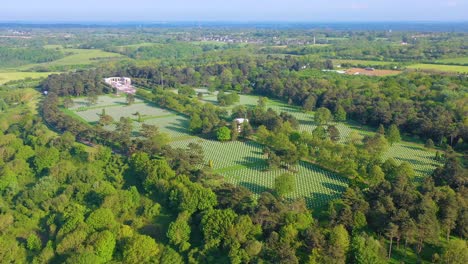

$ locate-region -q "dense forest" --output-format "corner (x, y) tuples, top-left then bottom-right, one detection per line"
(0, 47), (64, 68)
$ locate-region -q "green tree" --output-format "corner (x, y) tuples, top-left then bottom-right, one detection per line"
(368, 165), (385, 186)
(385, 223), (398, 259)
(377, 124), (385, 135)
(230, 121), (239, 141)
(302, 95), (316, 111)
(99, 114), (114, 126)
(365, 134), (389, 158)
(189, 113), (203, 133)
(327, 125), (340, 142)
(328, 225), (350, 264)
(85, 208), (117, 231)
(315, 107), (332, 125)
(201, 209), (237, 248)
(88, 230), (116, 262)
(63, 97), (74, 108)
(167, 211), (191, 251)
(440, 240), (468, 264)
(386, 124), (401, 146)
(86, 93), (98, 106)
(126, 93), (135, 105)
(33, 146), (60, 173)
(27, 233), (42, 251)
(334, 105), (347, 121)
(425, 138), (435, 148)
(217, 126), (231, 142)
(159, 246), (185, 264)
(178, 86), (196, 97)
(123, 234), (160, 263)
(438, 187), (459, 240)
(351, 234), (386, 264)
(274, 173), (296, 197)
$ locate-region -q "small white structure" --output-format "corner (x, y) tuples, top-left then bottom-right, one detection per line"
(104, 77), (136, 94)
(234, 118), (249, 132)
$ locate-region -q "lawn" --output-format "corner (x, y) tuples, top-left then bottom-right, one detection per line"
(332, 59), (397, 66)
(14, 48), (123, 71)
(435, 57), (468, 65)
(222, 161), (348, 208)
(65, 93), (441, 207)
(407, 63), (468, 73)
(0, 71), (56, 84)
(65, 94), (349, 208)
(207, 92), (441, 179)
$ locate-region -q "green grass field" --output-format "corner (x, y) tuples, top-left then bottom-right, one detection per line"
(201, 92), (441, 179)
(435, 57), (468, 65)
(65, 93), (441, 207)
(65, 95), (349, 208)
(14, 48), (123, 71)
(0, 71), (57, 84)
(332, 59), (396, 66)
(407, 63), (468, 73)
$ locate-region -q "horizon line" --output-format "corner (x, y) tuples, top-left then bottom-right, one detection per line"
(1, 20), (468, 24)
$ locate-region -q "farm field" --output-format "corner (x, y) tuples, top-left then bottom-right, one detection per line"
(407, 63), (468, 73)
(0, 71), (56, 84)
(344, 68), (401, 76)
(332, 59), (396, 66)
(14, 48), (123, 71)
(435, 56), (468, 65)
(65, 94), (350, 208)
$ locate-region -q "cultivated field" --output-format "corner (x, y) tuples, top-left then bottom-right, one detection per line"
(345, 68), (402, 76)
(435, 57), (468, 65)
(332, 59), (396, 66)
(14, 48), (123, 71)
(407, 63), (468, 73)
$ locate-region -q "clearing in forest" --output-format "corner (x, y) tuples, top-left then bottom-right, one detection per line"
(65, 94), (441, 206)
(65, 95), (349, 208)
(197, 91), (441, 180)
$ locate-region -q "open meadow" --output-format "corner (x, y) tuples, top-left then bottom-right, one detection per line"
(407, 63), (468, 73)
(435, 56), (468, 65)
(0, 71), (56, 84)
(12, 48), (123, 71)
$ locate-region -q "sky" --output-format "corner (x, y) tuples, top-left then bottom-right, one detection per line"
(2, 0), (467, 22)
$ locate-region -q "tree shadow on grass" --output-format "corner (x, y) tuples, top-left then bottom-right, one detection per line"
(399, 144), (425, 151)
(396, 157), (430, 166)
(165, 125), (190, 135)
(234, 157), (267, 171)
(239, 181), (270, 195)
(299, 119), (317, 127)
(304, 192), (337, 209)
(270, 104), (297, 112)
(321, 182), (347, 193)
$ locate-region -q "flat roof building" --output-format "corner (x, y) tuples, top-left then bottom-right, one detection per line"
(104, 77), (136, 94)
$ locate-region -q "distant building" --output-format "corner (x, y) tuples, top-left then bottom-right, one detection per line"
(104, 77), (136, 94)
(234, 118), (249, 132)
